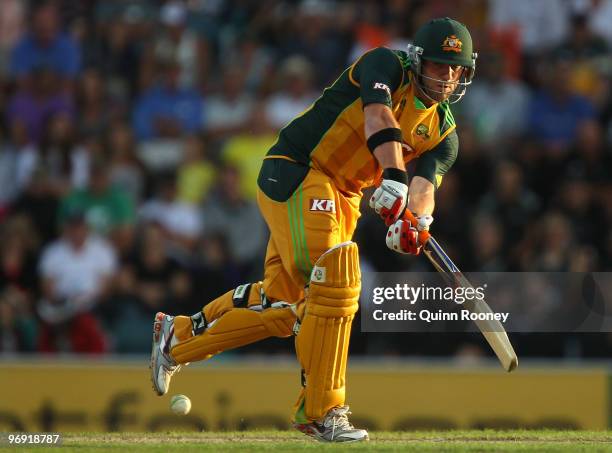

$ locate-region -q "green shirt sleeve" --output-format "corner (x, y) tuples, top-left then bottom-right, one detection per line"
(413, 130), (458, 189)
(354, 47), (404, 108)
(57, 191), (84, 226)
(113, 189), (135, 225)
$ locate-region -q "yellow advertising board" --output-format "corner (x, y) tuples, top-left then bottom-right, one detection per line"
(0, 361), (608, 432)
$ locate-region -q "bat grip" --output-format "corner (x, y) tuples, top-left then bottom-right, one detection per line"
(402, 209), (431, 244)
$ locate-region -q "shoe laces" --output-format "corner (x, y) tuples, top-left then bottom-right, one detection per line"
(325, 406), (355, 437)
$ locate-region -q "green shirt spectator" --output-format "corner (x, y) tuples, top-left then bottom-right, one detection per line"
(59, 162), (135, 236)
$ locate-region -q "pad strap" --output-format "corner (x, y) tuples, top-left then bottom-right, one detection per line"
(367, 127), (403, 153)
(232, 283), (252, 308)
(190, 312), (207, 336)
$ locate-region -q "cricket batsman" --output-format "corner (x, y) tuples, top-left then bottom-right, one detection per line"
(150, 17), (476, 442)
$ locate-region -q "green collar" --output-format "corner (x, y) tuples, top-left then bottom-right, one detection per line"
(413, 95), (428, 110)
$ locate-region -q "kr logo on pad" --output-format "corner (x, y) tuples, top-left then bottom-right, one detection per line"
(310, 199), (336, 213)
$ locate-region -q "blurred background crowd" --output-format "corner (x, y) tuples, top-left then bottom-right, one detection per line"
(0, 0), (610, 360)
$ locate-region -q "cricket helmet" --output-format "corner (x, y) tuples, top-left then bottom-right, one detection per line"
(406, 17), (477, 104)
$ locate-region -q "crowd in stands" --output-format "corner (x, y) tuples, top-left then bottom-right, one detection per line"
(0, 0), (610, 359)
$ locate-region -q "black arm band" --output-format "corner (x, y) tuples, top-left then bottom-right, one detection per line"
(382, 167), (408, 185)
(366, 127), (403, 153)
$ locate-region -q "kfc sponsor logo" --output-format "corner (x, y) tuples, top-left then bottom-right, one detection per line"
(373, 82), (391, 95)
(310, 199), (336, 212)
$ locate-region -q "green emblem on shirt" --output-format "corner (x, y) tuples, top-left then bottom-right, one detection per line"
(416, 123), (430, 139)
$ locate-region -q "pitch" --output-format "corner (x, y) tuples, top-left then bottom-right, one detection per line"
(7, 430), (610, 452)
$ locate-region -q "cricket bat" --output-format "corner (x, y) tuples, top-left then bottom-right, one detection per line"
(403, 210), (519, 372)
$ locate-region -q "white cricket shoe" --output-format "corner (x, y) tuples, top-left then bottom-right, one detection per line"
(150, 312), (181, 396)
(294, 406), (369, 442)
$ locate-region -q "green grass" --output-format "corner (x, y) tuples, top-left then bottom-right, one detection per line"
(3, 431), (612, 452)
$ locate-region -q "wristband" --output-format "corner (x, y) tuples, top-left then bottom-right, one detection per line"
(382, 168), (408, 186)
(367, 127), (403, 153)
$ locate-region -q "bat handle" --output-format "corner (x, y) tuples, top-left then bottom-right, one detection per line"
(402, 209), (431, 244)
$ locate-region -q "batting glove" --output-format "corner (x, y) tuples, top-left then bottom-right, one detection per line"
(386, 215), (433, 255)
(369, 169), (409, 226)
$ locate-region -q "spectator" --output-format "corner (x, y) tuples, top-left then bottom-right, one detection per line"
(462, 51), (529, 147)
(555, 13), (608, 60)
(562, 121), (612, 258)
(138, 172), (203, 251)
(132, 223), (193, 314)
(191, 233), (243, 311)
(0, 287), (38, 352)
(101, 263), (147, 353)
(264, 56), (317, 130)
(0, 221), (40, 339)
(568, 245), (599, 272)
(201, 164), (267, 276)
(478, 161), (540, 251)
(37, 208), (116, 353)
(11, 167), (61, 244)
(554, 14), (609, 104)
(488, 0), (570, 54)
(427, 172), (470, 261)
(9, 2), (81, 84)
(556, 176), (607, 250)
(132, 60), (203, 141)
(0, 128), (21, 212)
(282, 1), (352, 87)
(176, 135), (216, 205)
(0, 0), (25, 76)
(7, 67), (74, 144)
(527, 212), (574, 271)
(17, 112), (89, 198)
(203, 66), (255, 142)
(140, 0), (209, 90)
(527, 57), (597, 157)
(107, 123), (146, 204)
(564, 120), (611, 185)
(58, 159), (135, 253)
(348, 2), (390, 64)
(220, 104), (276, 200)
(76, 68), (123, 139)
(0, 217), (39, 294)
(223, 34), (274, 95)
(447, 126), (493, 202)
(468, 214), (507, 271)
(106, 223), (195, 352)
(83, 18), (141, 101)
(575, 0), (612, 48)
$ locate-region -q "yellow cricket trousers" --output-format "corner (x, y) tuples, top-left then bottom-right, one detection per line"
(170, 163), (361, 389)
(259, 167), (361, 304)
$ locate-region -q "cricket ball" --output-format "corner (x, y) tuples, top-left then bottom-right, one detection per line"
(170, 394), (192, 415)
